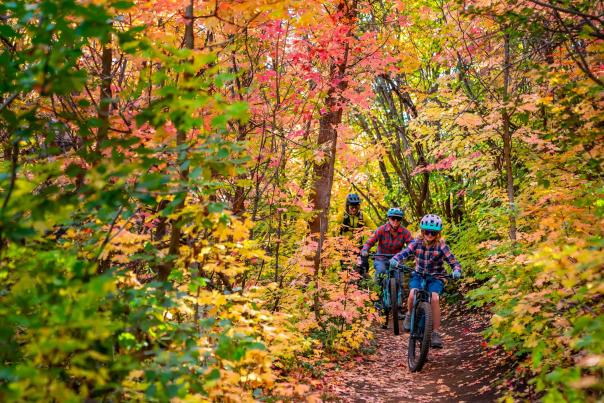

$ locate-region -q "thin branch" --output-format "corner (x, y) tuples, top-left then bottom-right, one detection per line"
(94, 205), (125, 261)
(527, 0), (604, 23)
(0, 92), (19, 113)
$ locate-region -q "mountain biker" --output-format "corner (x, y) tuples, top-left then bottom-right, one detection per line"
(359, 207), (412, 312)
(338, 193), (374, 275)
(338, 193), (374, 239)
(389, 214), (462, 348)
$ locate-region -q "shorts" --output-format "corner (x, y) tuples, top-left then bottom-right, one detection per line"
(408, 274), (444, 295)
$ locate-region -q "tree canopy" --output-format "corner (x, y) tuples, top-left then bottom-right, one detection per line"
(0, 0), (602, 400)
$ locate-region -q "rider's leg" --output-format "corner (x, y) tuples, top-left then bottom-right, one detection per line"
(407, 274), (421, 314)
(373, 259), (387, 282)
(373, 259), (387, 309)
(427, 279), (445, 331)
(403, 289), (416, 331)
(406, 289), (416, 313)
(431, 292), (441, 332)
(427, 279), (446, 347)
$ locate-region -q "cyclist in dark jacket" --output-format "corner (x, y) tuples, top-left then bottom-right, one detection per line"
(338, 194), (374, 275)
(338, 193), (372, 238)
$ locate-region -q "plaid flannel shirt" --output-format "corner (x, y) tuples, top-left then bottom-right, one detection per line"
(392, 239), (462, 275)
(361, 223), (412, 260)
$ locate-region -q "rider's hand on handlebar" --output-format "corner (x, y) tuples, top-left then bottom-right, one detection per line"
(360, 249), (368, 257)
(389, 258), (399, 270)
(452, 269), (461, 279)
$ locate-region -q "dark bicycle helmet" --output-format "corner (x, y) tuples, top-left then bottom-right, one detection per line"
(420, 214), (442, 231)
(386, 207), (404, 219)
(346, 193), (361, 205)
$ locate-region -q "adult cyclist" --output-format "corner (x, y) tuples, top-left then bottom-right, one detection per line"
(338, 193), (374, 276)
(359, 208), (413, 312)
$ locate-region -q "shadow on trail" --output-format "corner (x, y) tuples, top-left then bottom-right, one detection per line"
(322, 310), (507, 402)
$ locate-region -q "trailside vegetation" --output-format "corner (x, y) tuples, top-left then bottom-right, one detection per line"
(0, 0), (602, 401)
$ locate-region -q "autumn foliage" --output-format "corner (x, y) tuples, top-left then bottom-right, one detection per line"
(0, 0), (602, 401)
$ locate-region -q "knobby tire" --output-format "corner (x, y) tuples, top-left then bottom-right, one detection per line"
(389, 278), (399, 335)
(408, 301), (432, 372)
(381, 276), (389, 329)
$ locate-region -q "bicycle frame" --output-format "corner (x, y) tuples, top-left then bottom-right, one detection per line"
(409, 277), (431, 334)
(382, 265), (404, 308)
(402, 267), (449, 334)
(399, 264), (455, 371)
(368, 254), (400, 310)
(369, 253), (405, 334)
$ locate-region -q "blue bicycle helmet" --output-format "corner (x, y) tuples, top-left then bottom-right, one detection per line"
(386, 207), (404, 219)
(420, 214), (442, 231)
(346, 193), (361, 205)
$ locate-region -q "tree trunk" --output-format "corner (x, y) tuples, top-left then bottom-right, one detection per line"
(308, 1), (357, 318)
(158, 0), (194, 281)
(97, 33), (112, 151)
(309, 96), (342, 274)
(502, 31), (517, 242)
(355, 114), (392, 191)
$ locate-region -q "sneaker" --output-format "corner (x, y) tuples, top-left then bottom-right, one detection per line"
(431, 331), (443, 348)
(403, 313), (411, 332)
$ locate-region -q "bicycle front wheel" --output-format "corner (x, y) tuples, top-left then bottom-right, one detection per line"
(407, 301), (432, 372)
(389, 278), (399, 335)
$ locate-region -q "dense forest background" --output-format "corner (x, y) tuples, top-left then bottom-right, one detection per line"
(0, 0), (602, 400)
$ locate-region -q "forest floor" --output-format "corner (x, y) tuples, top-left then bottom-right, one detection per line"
(317, 307), (510, 402)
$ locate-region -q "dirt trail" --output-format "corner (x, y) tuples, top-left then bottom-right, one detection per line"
(322, 310), (506, 402)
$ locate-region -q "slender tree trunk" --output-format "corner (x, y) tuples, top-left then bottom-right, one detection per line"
(97, 33), (112, 151)
(274, 211), (282, 283)
(231, 51), (251, 216)
(502, 31), (517, 242)
(309, 75), (346, 276)
(158, 0), (194, 280)
(95, 31), (113, 271)
(356, 114), (392, 191)
(0, 142), (18, 249)
(232, 122), (248, 215)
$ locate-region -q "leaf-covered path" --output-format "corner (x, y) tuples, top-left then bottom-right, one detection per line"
(321, 309), (506, 402)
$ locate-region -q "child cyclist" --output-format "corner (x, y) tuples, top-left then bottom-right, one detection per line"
(389, 214), (461, 348)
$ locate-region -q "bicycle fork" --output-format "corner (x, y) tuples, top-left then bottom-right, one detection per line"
(409, 290), (431, 334)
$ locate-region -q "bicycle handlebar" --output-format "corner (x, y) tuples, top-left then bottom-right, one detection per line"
(396, 263), (455, 280)
(364, 255), (459, 280)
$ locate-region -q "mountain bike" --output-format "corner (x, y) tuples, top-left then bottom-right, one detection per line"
(398, 264), (453, 372)
(370, 253), (404, 335)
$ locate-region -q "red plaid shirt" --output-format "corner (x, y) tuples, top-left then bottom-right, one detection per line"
(361, 223), (412, 260)
(393, 239), (462, 275)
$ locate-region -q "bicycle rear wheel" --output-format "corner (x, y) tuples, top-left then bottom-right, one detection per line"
(389, 278), (399, 335)
(407, 301), (432, 372)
